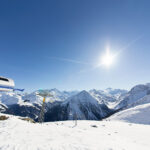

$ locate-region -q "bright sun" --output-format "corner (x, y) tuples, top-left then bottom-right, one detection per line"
(101, 48), (115, 67)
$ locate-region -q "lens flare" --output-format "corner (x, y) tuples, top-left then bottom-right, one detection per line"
(100, 47), (115, 67)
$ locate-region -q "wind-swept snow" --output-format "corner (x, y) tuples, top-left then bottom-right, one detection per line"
(0, 114), (150, 150)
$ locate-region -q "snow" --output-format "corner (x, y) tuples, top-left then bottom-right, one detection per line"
(110, 103), (150, 125)
(0, 88), (126, 109)
(0, 92), (22, 105)
(0, 102), (7, 111)
(22, 92), (43, 104)
(65, 90), (98, 104)
(104, 88), (128, 98)
(0, 89), (78, 107)
(115, 83), (150, 109)
(0, 113), (150, 150)
(89, 89), (115, 104)
(131, 94), (150, 107)
(89, 88), (127, 109)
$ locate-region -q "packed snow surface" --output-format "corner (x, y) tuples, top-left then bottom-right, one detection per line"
(0, 114), (150, 150)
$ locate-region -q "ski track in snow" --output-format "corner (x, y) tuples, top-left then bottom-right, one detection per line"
(0, 115), (150, 150)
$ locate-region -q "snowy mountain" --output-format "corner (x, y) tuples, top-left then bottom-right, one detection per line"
(89, 88), (127, 110)
(115, 83), (150, 109)
(0, 92), (40, 120)
(89, 89), (115, 103)
(0, 89), (78, 107)
(0, 87), (126, 108)
(89, 88), (127, 103)
(109, 83), (150, 125)
(0, 92), (22, 105)
(22, 89), (78, 104)
(0, 89), (114, 121)
(45, 90), (113, 121)
(4, 103), (40, 120)
(104, 88), (128, 99)
(2, 84), (150, 122)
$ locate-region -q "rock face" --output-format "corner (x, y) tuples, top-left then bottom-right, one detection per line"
(4, 103), (40, 120)
(45, 91), (113, 122)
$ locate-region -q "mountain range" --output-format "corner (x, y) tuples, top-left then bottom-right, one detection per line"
(1, 83), (150, 124)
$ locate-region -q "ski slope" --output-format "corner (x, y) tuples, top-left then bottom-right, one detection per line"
(0, 114), (150, 150)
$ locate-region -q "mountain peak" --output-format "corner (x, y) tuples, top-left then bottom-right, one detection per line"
(77, 90), (89, 96)
(64, 90), (97, 105)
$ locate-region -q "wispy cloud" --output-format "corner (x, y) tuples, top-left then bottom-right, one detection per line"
(47, 56), (94, 66)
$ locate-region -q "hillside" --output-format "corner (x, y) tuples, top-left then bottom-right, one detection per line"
(109, 103), (150, 125)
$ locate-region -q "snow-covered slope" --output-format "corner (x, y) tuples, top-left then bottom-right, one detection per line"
(110, 103), (150, 125)
(0, 92), (22, 105)
(115, 84), (150, 109)
(132, 94), (150, 107)
(0, 113), (150, 150)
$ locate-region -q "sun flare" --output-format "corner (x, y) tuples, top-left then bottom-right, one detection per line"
(101, 48), (115, 67)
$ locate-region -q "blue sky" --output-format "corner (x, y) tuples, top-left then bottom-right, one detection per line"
(0, 0), (150, 91)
